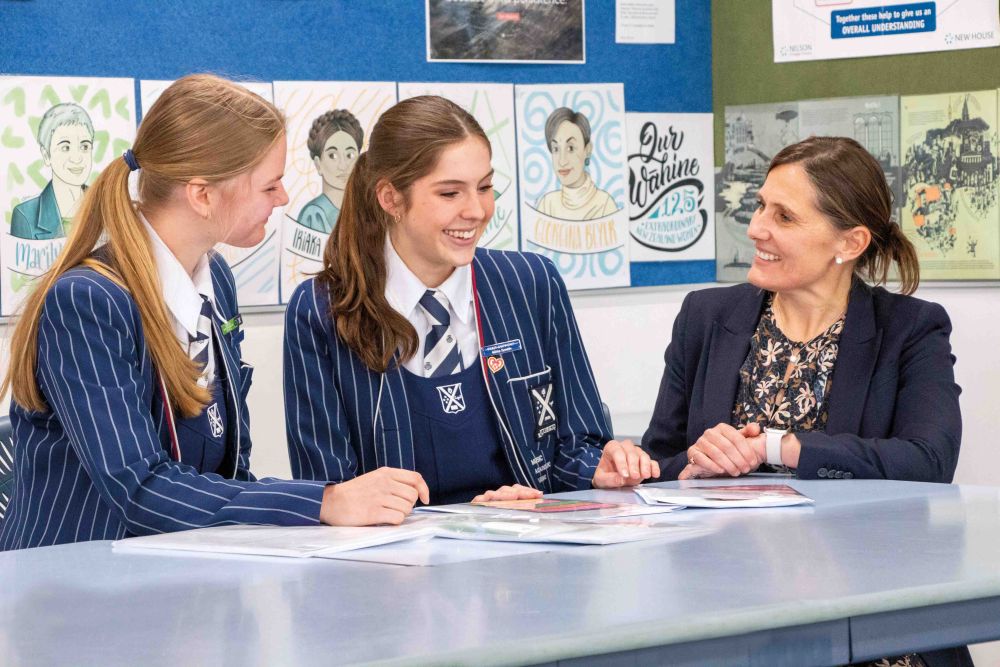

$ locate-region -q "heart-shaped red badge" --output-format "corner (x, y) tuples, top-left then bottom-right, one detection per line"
(487, 356), (505, 374)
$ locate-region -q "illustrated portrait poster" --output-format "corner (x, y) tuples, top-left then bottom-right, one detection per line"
(140, 80), (281, 306)
(0, 76), (136, 316)
(273, 81), (397, 303)
(716, 102), (799, 282)
(625, 112), (714, 265)
(900, 91), (1000, 280)
(516, 83), (629, 290)
(426, 0), (585, 64)
(398, 82), (518, 250)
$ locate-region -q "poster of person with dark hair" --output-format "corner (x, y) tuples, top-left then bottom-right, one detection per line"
(273, 81), (396, 302)
(516, 83), (629, 290)
(427, 0), (585, 64)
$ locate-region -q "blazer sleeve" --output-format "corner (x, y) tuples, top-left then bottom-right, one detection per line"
(796, 301), (962, 482)
(36, 275), (326, 535)
(541, 260), (608, 491)
(642, 291), (695, 480)
(283, 281), (359, 483)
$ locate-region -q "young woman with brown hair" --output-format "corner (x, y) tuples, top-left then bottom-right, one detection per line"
(0, 74), (427, 551)
(643, 135), (961, 485)
(284, 95), (657, 504)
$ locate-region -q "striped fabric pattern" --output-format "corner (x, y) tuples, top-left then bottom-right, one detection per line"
(284, 248), (611, 494)
(0, 251), (326, 551)
(188, 294), (214, 387)
(418, 289), (463, 378)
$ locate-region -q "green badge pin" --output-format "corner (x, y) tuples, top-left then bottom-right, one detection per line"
(222, 314), (243, 335)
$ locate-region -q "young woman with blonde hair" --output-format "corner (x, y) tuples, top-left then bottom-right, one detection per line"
(284, 95), (656, 504)
(0, 74), (427, 551)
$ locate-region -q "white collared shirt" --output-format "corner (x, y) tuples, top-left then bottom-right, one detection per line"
(141, 213), (217, 384)
(384, 237), (479, 376)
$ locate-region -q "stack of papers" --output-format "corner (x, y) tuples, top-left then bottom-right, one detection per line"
(416, 498), (681, 522)
(635, 484), (814, 509)
(112, 511), (687, 560)
(112, 523), (436, 558)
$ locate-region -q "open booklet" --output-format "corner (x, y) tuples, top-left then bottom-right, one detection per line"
(112, 512), (686, 559)
(635, 484), (814, 509)
(415, 498), (681, 521)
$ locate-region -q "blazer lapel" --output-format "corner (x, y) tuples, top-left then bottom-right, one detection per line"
(212, 313), (242, 478)
(825, 282), (881, 435)
(702, 288), (766, 430)
(472, 264), (535, 488)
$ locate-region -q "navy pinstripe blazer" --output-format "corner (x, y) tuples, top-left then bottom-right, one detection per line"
(643, 281), (962, 482)
(0, 252), (325, 551)
(284, 248), (612, 494)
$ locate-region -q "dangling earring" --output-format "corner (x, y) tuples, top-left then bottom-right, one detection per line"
(584, 157), (590, 167)
(393, 215), (400, 225)
(835, 256), (844, 265)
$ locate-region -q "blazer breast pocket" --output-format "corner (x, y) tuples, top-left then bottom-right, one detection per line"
(507, 366), (557, 442)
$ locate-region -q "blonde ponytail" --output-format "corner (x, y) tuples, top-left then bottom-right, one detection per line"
(4, 74), (284, 416)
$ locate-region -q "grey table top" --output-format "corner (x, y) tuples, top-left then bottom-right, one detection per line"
(3, 478), (1000, 666)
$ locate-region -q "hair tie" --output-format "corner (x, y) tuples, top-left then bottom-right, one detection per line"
(122, 149), (140, 172)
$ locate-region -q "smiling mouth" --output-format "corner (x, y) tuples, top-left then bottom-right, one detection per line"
(558, 169), (572, 176)
(444, 229), (476, 240)
(67, 166), (85, 174)
(756, 249), (781, 262)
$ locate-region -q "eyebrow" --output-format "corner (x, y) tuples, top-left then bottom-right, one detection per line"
(432, 169), (494, 186)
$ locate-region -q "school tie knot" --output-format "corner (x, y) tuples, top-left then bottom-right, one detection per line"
(417, 290), (462, 378)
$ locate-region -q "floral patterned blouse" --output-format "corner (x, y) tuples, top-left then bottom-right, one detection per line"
(731, 297), (926, 667)
(732, 296), (844, 436)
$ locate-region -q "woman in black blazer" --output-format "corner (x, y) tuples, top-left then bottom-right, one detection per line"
(643, 136), (961, 485)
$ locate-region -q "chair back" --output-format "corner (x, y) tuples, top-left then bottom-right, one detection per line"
(0, 416), (13, 522)
(601, 402), (613, 436)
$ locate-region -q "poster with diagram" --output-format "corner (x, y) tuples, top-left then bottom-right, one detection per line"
(398, 82), (518, 250)
(516, 83), (629, 290)
(1, 75), (136, 315)
(716, 102), (799, 282)
(273, 81), (397, 302)
(900, 91), (1000, 280)
(140, 79), (282, 305)
(626, 112), (714, 265)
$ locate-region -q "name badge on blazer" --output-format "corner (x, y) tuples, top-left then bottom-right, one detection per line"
(481, 339), (522, 357)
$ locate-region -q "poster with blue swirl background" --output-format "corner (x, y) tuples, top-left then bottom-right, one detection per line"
(516, 83), (630, 290)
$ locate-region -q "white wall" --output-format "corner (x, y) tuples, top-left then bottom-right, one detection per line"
(233, 282), (998, 487)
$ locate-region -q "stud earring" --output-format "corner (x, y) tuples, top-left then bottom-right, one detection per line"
(835, 256), (844, 265)
(585, 157), (590, 167)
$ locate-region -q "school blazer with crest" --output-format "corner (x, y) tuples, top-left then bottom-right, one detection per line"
(283, 248), (612, 493)
(0, 251), (325, 551)
(642, 281), (962, 483)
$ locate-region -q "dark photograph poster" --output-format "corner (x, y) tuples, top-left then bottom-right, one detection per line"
(427, 0), (585, 64)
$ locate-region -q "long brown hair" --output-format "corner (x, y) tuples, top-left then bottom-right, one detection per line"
(769, 136), (920, 295)
(318, 95), (488, 372)
(4, 74), (285, 417)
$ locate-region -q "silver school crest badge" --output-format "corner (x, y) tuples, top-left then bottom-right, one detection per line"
(207, 402), (225, 438)
(531, 383), (557, 439)
(436, 382), (466, 414)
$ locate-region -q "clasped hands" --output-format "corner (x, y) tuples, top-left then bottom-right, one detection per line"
(680, 422), (766, 481)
